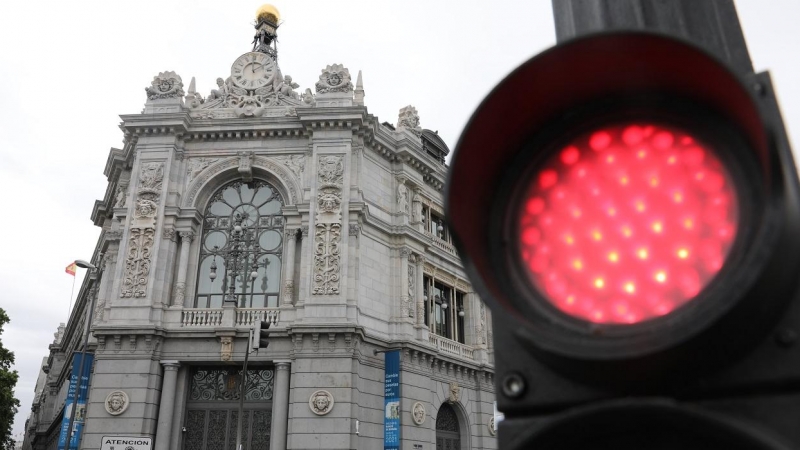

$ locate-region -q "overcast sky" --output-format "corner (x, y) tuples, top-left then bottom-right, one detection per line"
(2, 0), (799, 437)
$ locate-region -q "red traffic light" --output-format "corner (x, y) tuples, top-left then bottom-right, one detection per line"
(446, 29), (800, 450)
(447, 31), (800, 377)
(517, 121), (739, 324)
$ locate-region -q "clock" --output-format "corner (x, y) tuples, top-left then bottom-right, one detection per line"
(231, 52), (276, 90)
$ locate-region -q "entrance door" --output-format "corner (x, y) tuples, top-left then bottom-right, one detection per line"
(183, 367), (274, 450)
(436, 403), (461, 450)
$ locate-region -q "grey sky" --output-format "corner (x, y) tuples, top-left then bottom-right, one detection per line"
(2, 0), (798, 436)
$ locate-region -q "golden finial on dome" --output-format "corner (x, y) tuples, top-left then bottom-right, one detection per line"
(256, 4), (280, 24)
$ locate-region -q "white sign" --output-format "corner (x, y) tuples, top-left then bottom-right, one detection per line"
(100, 436), (152, 450)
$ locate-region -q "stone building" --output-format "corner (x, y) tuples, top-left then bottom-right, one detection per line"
(23, 5), (496, 450)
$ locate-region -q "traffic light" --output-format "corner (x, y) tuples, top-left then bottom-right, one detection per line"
(252, 319), (271, 351)
(446, 32), (800, 449)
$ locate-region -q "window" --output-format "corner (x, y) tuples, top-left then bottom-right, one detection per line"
(423, 275), (466, 343)
(195, 180), (285, 308)
(421, 205), (452, 243)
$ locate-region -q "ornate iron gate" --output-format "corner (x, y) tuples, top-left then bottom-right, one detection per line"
(183, 367), (274, 450)
(436, 403), (461, 450)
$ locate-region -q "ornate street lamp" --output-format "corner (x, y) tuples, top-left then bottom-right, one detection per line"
(208, 213), (266, 308)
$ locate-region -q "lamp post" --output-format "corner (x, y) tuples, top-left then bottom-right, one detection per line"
(208, 212), (264, 449)
(65, 259), (97, 450)
(209, 213), (263, 308)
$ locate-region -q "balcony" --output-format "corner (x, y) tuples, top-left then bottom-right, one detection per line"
(427, 233), (458, 257)
(181, 307), (280, 328)
(428, 334), (474, 359)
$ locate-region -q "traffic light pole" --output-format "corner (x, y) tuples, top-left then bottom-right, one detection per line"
(235, 328), (253, 450)
(551, 0), (754, 74)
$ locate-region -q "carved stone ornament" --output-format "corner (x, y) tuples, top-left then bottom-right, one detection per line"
(275, 155), (305, 183)
(104, 390), (130, 416)
(114, 184), (128, 208)
(488, 416), (497, 436)
(309, 390), (334, 415)
(220, 336), (233, 361)
(122, 162), (164, 298)
(397, 105), (421, 130)
(397, 178), (409, 214)
(186, 157), (219, 187)
(238, 151), (254, 182)
(145, 71), (184, 100)
(448, 381), (461, 404)
(315, 64), (353, 94)
(412, 401), (426, 425)
(313, 155), (344, 296)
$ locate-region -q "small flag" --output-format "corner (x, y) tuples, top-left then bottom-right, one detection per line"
(65, 262), (77, 276)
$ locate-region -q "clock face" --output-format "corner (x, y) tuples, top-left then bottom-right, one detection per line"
(231, 52), (276, 90)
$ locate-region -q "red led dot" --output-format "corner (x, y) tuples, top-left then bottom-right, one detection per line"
(518, 122), (739, 324)
(590, 131), (612, 151)
(561, 146), (580, 165)
(526, 197), (545, 215)
(539, 169), (558, 189)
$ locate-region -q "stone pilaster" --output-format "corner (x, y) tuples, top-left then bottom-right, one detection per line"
(176, 231), (195, 307)
(282, 228), (298, 305)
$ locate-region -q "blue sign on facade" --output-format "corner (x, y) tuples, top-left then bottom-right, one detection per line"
(384, 350), (401, 450)
(57, 353), (94, 450)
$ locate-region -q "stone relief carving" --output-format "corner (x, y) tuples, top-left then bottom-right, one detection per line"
(122, 162), (163, 298)
(348, 223), (361, 237)
(92, 287), (104, 324)
(145, 71), (184, 100)
(121, 228), (155, 298)
(447, 382), (461, 404)
(162, 226), (176, 242)
(318, 155), (344, 185)
(308, 390), (334, 415)
(397, 105), (420, 129)
(488, 416), (497, 436)
(220, 336), (233, 361)
(114, 184), (128, 208)
(397, 177), (409, 214)
(184, 156), (300, 207)
(478, 303), (487, 345)
(186, 157), (219, 187)
(315, 64), (353, 94)
(408, 264), (416, 318)
(302, 88), (315, 106)
(105, 390), (130, 416)
(313, 223), (342, 295)
(275, 155), (305, 183)
(277, 75), (300, 100)
(238, 151), (254, 182)
(411, 189), (422, 224)
(188, 71), (304, 119)
(313, 155), (344, 295)
(412, 401), (426, 425)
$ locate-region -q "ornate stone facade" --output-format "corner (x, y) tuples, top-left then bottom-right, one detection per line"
(23, 13), (495, 450)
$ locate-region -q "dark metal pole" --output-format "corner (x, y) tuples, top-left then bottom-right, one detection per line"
(65, 272), (97, 449)
(551, 0), (754, 75)
(235, 328), (253, 450)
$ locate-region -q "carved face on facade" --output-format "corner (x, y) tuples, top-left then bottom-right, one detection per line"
(318, 190), (341, 213)
(104, 390), (129, 416)
(284, 75), (293, 84)
(413, 402), (426, 424)
(216, 77), (224, 87)
(312, 392), (330, 413)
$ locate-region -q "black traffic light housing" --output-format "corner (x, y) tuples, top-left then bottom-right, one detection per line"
(252, 320), (271, 351)
(446, 31), (800, 449)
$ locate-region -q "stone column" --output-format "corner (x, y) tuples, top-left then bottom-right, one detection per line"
(282, 228), (298, 305)
(416, 255), (426, 326)
(154, 361), (180, 450)
(177, 232), (195, 308)
(270, 361), (292, 450)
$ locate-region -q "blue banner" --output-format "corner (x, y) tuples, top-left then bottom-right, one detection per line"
(57, 353), (94, 450)
(384, 350), (401, 450)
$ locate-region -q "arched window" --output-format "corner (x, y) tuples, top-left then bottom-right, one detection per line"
(195, 180), (285, 308)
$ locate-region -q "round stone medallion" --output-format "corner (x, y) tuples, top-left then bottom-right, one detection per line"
(309, 390), (334, 415)
(105, 390), (130, 416)
(411, 401), (426, 425)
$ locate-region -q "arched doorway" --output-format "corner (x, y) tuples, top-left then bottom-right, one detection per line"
(436, 403), (461, 450)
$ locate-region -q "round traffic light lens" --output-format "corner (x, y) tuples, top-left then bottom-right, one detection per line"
(518, 123), (739, 324)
